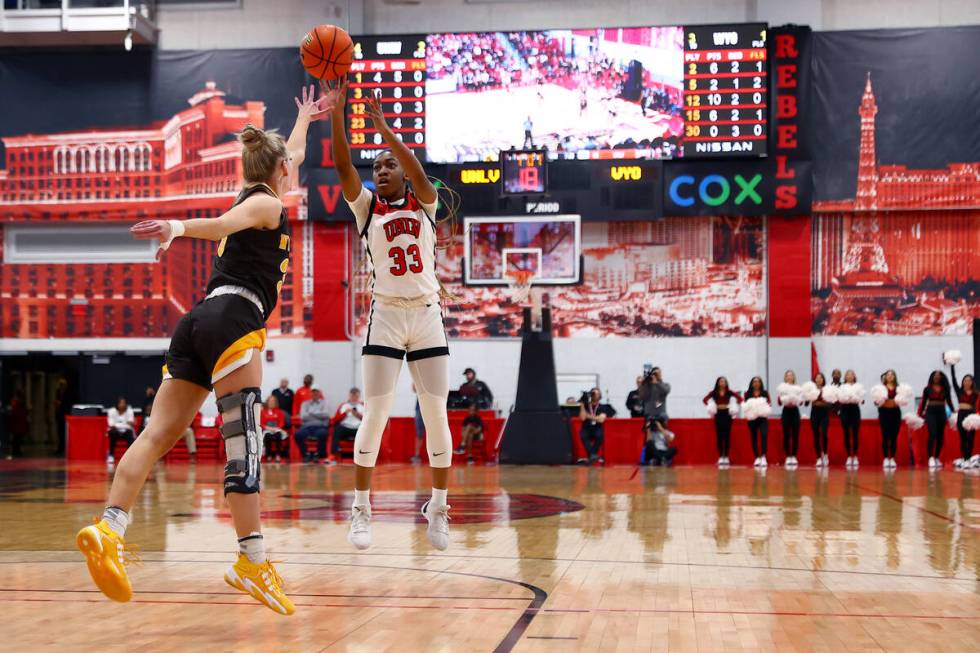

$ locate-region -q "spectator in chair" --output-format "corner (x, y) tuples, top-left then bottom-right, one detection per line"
(271, 378), (294, 428)
(295, 386), (331, 464)
(106, 397), (136, 464)
(643, 417), (677, 467)
(293, 374), (315, 420)
(453, 403), (485, 464)
(331, 388), (364, 461)
(459, 368), (494, 409)
(578, 388), (616, 465)
(261, 396), (288, 462)
(626, 376), (645, 418)
(639, 366), (671, 423)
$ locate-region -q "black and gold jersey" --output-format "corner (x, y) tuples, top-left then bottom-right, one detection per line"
(206, 183), (290, 318)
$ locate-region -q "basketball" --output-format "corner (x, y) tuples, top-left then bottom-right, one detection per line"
(300, 24), (353, 80)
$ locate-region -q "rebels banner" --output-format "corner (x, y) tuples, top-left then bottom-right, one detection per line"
(770, 24), (812, 214)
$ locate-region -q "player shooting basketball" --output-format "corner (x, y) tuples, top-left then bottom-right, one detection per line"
(328, 77), (454, 551)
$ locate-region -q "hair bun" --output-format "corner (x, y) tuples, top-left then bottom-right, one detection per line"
(239, 124), (267, 151)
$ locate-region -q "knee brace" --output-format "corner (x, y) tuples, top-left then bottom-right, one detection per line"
(216, 387), (262, 496)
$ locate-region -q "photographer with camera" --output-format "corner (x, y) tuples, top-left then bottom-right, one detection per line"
(638, 366), (671, 423)
(642, 417), (678, 467)
(578, 387), (616, 465)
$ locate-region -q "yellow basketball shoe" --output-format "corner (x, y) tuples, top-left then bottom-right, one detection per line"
(76, 519), (137, 602)
(224, 554), (295, 616)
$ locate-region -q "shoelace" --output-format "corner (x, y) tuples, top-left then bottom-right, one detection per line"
(94, 518), (142, 567)
(432, 505), (451, 531)
(261, 561), (286, 592)
(352, 508), (371, 531)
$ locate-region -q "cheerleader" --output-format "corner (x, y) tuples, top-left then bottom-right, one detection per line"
(776, 370), (803, 468)
(743, 376), (771, 468)
(703, 377), (742, 466)
(839, 370), (865, 469)
(918, 370), (954, 469)
(919, 370), (955, 469)
(872, 370), (904, 470)
(804, 373), (831, 468)
(331, 78), (454, 550)
(949, 355), (978, 469)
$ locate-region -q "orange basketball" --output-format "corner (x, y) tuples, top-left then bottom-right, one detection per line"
(300, 24), (354, 81)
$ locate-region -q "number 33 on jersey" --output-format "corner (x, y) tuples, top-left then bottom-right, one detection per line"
(347, 187), (440, 299)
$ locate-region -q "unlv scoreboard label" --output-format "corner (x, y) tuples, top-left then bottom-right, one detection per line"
(347, 35), (427, 164)
(683, 24), (769, 158)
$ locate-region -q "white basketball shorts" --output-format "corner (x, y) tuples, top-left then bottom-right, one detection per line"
(362, 297), (449, 361)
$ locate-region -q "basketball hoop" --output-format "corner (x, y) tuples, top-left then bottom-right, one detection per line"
(506, 269), (535, 304)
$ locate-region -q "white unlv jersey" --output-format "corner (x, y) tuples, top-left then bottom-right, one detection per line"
(347, 187), (440, 299)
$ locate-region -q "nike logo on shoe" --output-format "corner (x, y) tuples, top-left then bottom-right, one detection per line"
(358, 449), (372, 455)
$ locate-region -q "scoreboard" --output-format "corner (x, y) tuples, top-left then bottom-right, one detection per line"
(347, 35), (427, 164)
(682, 24), (768, 157)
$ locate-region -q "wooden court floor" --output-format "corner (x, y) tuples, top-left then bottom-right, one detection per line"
(1, 460), (978, 652)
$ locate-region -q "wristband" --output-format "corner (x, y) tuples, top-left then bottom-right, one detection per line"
(161, 220), (185, 250)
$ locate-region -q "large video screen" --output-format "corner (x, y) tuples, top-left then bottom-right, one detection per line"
(423, 24), (767, 163)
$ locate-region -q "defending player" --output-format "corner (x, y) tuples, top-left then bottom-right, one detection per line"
(74, 84), (339, 615)
(329, 77), (454, 551)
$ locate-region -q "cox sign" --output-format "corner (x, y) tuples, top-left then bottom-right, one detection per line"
(662, 160), (810, 216)
(668, 173), (763, 208)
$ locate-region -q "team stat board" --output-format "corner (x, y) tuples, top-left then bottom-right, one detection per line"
(347, 35), (428, 164)
(682, 24), (768, 157)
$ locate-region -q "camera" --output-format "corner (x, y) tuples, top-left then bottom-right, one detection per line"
(643, 366), (658, 383)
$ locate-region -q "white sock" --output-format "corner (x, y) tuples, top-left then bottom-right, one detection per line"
(430, 487), (448, 508)
(354, 489), (370, 508)
(238, 532), (265, 564)
(102, 506), (130, 537)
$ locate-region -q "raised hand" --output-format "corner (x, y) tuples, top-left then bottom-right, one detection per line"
(295, 84), (335, 122)
(320, 76), (348, 115)
(364, 90), (388, 132)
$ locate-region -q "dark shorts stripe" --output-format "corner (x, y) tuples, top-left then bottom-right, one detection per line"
(406, 346), (450, 361)
(362, 345), (406, 359)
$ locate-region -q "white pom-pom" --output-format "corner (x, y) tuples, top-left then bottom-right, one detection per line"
(895, 383), (914, 407)
(776, 383), (803, 407)
(903, 412), (925, 431)
(743, 397), (771, 420)
(801, 381), (820, 402)
(944, 350), (962, 366)
(728, 401), (740, 418)
(821, 384), (839, 403)
(706, 399), (718, 417)
(851, 382), (865, 402)
(870, 384), (888, 406)
(963, 414), (980, 431)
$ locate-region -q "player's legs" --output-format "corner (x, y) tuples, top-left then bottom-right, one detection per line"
(77, 378), (206, 603)
(348, 353), (403, 550)
(214, 352), (294, 615)
(408, 354), (453, 550)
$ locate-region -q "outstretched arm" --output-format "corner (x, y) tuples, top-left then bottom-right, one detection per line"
(287, 83), (339, 177)
(364, 91), (436, 204)
(131, 194), (281, 257)
(326, 77), (364, 202)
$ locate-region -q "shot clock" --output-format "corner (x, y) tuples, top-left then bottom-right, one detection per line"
(347, 34), (427, 164)
(501, 150), (547, 195)
(682, 23), (768, 157)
